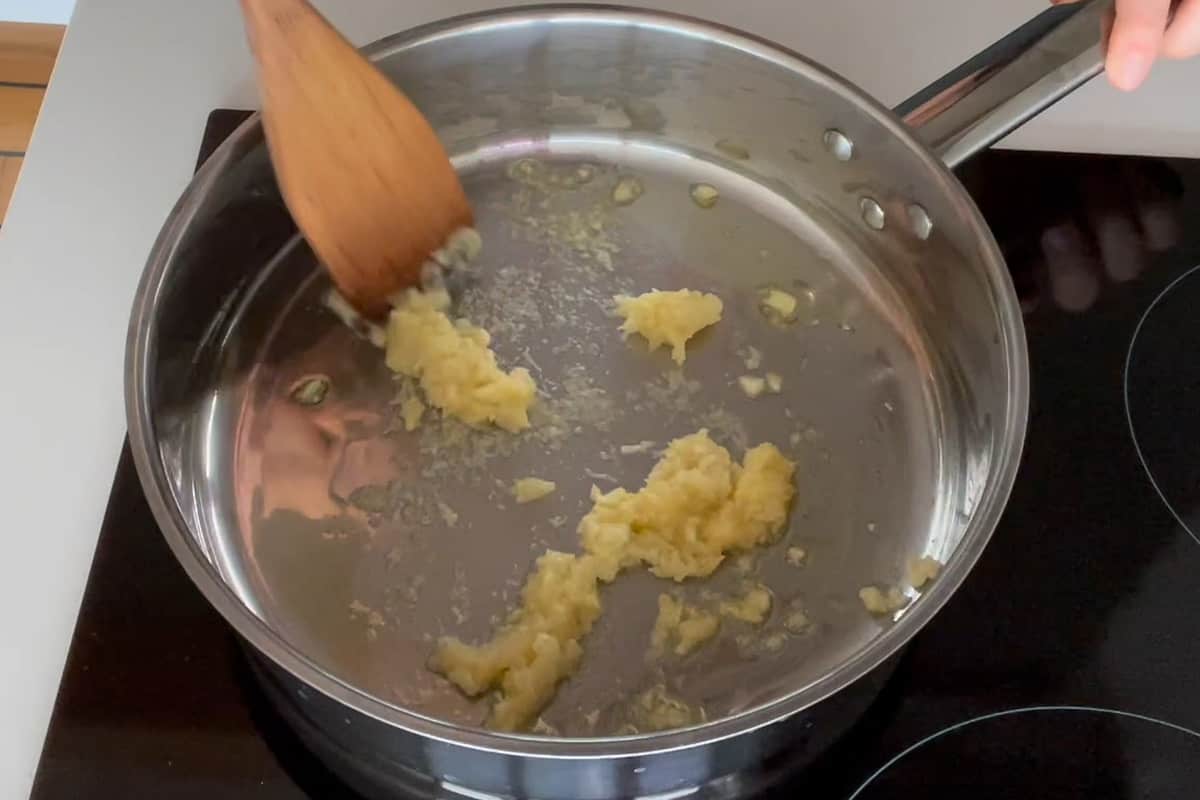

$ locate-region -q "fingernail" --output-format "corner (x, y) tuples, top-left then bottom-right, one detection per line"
(1110, 48), (1153, 91)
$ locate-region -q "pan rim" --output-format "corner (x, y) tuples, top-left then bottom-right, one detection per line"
(125, 2), (1029, 761)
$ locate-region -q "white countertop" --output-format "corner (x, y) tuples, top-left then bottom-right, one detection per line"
(1, 0), (1196, 796)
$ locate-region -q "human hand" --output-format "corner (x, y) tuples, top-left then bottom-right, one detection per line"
(1053, 0), (1200, 90)
(1034, 160), (1180, 312)
(959, 153), (1182, 313)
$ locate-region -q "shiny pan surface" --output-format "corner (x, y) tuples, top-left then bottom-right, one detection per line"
(124, 3), (1110, 796)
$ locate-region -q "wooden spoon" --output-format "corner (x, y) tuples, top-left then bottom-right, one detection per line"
(239, 0), (473, 317)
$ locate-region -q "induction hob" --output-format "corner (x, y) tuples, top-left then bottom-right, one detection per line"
(29, 109), (1200, 798)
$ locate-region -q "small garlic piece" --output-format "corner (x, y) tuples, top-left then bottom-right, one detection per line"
(738, 375), (767, 398)
(438, 501), (459, 527)
(290, 375), (331, 406)
(689, 183), (719, 209)
(759, 288), (798, 321)
(715, 138), (751, 160)
(784, 608), (810, 633)
(445, 226), (483, 264)
(720, 584), (772, 624)
(859, 586), (908, 615)
(908, 556), (943, 589)
(614, 289), (723, 365)
(513, 477), (557, 504)
(612, 176), (644, 206)
(400, 395), (425, 431)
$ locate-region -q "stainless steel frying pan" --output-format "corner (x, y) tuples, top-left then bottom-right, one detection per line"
(126, 3), (1111, 798)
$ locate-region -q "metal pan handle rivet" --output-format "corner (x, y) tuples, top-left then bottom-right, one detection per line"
(906, 204), (933, 240)
(823, 129), (854, 161)
(860, 197), (886, 230)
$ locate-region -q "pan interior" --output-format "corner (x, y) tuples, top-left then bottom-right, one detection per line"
(194, 132), (953, 735)
(143, 10), (1018, 742)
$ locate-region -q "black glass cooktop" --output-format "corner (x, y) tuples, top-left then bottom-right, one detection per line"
(29, 110), (1200, 798)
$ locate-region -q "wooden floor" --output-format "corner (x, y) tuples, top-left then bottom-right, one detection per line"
(0, 22), (65, 225)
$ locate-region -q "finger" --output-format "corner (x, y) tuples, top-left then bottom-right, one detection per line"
(1092, 212), (1147, 282)
(1139, 199), (1182, 252)
(1041, 223), (1102, 312)
(1122, 161), (1182, 252)
(1082, 170), (1147, 283)
(1163, 0), (1200, 58)
(1107, 0), (1173, 90)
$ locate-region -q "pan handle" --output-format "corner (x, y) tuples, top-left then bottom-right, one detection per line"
(896, 0), (1110, 169)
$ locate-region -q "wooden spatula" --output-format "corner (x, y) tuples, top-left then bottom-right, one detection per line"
(239, 0), (473, 317)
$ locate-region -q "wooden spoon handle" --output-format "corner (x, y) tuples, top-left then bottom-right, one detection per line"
(240, 0), (348, 69)
(238, 0), (473, 315)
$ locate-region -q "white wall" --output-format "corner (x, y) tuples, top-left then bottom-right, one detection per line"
(0, 0), (75, 24)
